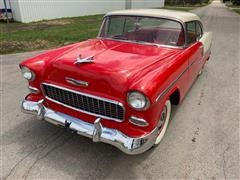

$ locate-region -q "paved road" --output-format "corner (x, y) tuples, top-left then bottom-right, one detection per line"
(1, 1), (239, 179)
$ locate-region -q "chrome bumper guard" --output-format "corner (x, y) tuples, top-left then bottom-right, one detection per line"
(21, 99), (158, 155)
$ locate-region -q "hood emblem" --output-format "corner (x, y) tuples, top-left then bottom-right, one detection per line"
(75, 54), (94, 64)
(65, 77), (89, 87)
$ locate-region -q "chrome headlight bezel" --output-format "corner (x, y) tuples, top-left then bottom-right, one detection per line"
(127, 91), (150, 111)
(20, 66), (35, 81)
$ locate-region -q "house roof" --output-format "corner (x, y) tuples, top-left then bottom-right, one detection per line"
(105, 9), (201, 23)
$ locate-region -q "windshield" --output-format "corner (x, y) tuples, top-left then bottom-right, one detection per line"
(99, 16), (185, 47)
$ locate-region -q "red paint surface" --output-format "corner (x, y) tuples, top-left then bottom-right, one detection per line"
(21, 38), (210, 137)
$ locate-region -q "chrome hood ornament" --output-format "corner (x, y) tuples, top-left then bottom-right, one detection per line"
(65, 77), (89, 87)
(74, 54), (94, 64)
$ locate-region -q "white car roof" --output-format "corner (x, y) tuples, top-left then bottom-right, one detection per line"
(105, 9), (201, 23)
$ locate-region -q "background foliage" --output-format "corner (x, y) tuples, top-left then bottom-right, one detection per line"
(165, 0), (210, 5)
(231, 0), (240, 5)
(223, 0), (240, 5)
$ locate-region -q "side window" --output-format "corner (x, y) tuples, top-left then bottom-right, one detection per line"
(196, 22), (203, 39)
(186, 21), (197, 44)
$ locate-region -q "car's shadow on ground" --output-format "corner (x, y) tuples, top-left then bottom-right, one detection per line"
(4, 107), (184, 179)
(3, 82), (186, 180)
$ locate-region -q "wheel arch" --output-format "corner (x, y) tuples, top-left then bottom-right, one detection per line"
(168, 87), (181, 105)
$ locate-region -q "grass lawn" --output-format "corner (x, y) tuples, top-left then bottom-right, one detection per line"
(0, 14), (103, 54)
(0, 3), (210, 55)
(226, 4), (240, 15)
(232, 8), (240, 14)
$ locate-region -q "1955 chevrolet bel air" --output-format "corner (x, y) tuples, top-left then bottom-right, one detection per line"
(20, 9), (212, 154)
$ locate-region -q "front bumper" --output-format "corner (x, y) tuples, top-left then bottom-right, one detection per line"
(21, 99), (158, 155)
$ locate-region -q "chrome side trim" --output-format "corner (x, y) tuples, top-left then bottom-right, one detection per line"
(41, 83), (125, 122)
(156, 57), (203, 102)
(21, 100), (158, 155)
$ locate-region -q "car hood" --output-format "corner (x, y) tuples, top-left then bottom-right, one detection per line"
(42, 39), (181, 99)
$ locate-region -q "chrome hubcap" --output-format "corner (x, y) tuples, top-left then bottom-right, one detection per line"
(158, 105), (167, 130)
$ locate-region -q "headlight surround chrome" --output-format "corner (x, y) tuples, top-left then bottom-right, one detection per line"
(20, 66), (35, 81)
(127, 91), (150, 110)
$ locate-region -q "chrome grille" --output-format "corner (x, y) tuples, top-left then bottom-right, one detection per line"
(42, 83), (124, 121)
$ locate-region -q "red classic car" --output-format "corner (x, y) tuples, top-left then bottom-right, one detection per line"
(20, 9), (212, 154)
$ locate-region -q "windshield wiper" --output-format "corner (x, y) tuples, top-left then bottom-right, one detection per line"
(111, 35), (128, 40)
(131, 40), (160, 47)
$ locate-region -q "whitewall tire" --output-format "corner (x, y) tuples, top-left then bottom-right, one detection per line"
(154, 99), (171, 145)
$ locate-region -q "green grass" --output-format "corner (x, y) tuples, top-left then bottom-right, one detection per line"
(0, 2), (210, 55)
(232, 8), (240, 14)
(0, 14), (103, 54)
(226, 4), (240, 14)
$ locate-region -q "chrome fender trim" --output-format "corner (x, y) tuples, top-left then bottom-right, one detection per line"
(21, 99), (158, 155)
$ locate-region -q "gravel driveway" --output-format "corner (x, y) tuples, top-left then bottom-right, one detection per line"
(1, 1), (239, 179)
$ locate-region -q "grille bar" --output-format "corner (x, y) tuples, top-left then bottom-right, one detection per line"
(42, 83), (125, 122)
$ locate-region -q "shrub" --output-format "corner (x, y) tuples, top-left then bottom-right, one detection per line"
(232, 0), (240, 5)
(165, 0), (210, 5)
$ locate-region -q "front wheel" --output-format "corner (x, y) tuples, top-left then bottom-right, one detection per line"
(154, 100), (171, 145)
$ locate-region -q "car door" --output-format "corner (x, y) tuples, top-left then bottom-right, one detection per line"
(186, 21), (204, 86)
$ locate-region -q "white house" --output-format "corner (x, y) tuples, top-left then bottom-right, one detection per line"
(0, 0), (165, 23)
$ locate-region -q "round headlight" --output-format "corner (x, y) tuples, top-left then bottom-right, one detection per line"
(20, 66), (35, 81)
(127, 91), (150, 110)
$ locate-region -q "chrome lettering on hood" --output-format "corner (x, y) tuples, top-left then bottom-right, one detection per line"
(65, 77), (89, 87)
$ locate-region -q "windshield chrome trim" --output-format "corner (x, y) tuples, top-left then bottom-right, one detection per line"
(103, 14), (185, 25)
(98, 15), (187, 49)
(97, 37), (185, 49)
